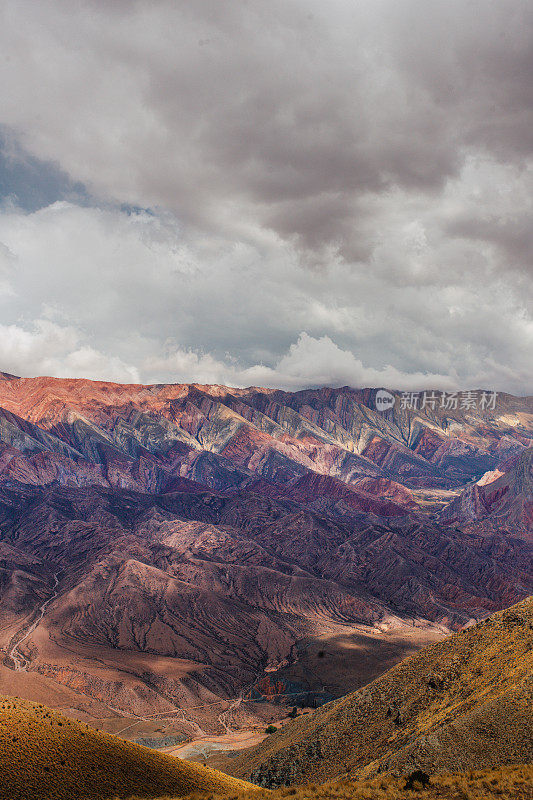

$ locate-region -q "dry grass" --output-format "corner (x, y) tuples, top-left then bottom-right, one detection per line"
(0, 696), (256, 800)
(142, 764), (533, 800)
(225, 598), (533, 785)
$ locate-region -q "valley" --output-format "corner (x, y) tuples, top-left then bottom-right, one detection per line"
(1, 598), (532, 799)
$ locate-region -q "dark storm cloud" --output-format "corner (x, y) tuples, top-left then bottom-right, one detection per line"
(447, 211), (533, 279)
(0, 0), (531, 392)
(4, 0), (532, 255)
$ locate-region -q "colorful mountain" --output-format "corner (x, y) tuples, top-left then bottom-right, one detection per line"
(0, 375), (530, 733)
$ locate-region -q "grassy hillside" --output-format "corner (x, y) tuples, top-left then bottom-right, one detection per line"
(0, 696), (255, 800)
(169, 765), (533, 800)
(225, 598), (533, 786)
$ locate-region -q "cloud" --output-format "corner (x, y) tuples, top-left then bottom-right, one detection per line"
(238, 333), (458, 392)
(0, 0), (532, 259)
(0, 322), (456, 391)
(11, 322), (516, 396)
(0, 1), (531, 393)
(0, 241), (15, 299)
(0, 320), (139, 383)
(1, 197), (532, 391)
(0, 200), (530, 393)
(143, 331), (532, 394)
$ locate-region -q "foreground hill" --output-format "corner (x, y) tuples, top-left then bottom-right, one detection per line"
(179, 766), (533, 800)
(226, 598), (533, 786)
(1, 694), (531, 800)
(0, 696), (254, 800)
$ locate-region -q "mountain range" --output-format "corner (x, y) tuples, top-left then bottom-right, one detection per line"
(0, 374), (531, 736)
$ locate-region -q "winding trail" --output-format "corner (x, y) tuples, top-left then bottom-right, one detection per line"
(8, 573), (59, 671)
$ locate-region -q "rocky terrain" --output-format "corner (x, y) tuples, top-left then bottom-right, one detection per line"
(0, 375), (530, 734)
(439, 447), (533, 537)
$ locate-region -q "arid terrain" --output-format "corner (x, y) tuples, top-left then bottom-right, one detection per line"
(0, 695), (254, 800)
(184, 766), (533, 800)
(1, 601), (532, 800)
(224, 598), (533, 785)
(0, 375), (531, 743)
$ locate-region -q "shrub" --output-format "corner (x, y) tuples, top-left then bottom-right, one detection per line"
(404, 769), (431, 790)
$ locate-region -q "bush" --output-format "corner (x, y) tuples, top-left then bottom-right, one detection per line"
(404, 769), (430, 790)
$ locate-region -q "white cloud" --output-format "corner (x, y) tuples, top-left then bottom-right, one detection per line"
(0, 320), (139, 383)
(141, 331), (529, 392)
(0, 2), (531, 393)
(0, 196), (530, 394)
(0, 313), (530, 394)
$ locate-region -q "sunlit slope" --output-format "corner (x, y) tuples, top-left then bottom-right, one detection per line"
(175, 765), (533, 800)
(227, 598), (533, 786)
(0, 696), (255, 800)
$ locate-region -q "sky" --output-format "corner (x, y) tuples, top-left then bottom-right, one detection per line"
(0, 0), (531, 393)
